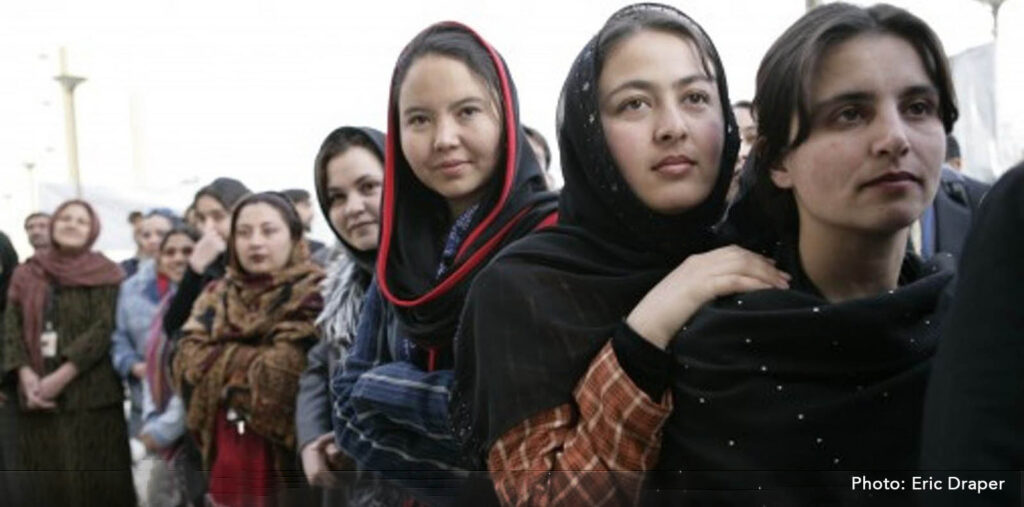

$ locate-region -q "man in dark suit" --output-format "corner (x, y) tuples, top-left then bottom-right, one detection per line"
(916, 165), (990, 260)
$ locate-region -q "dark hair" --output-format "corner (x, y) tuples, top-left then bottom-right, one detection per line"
(744, 2), (958, 243)
(24, 212), (50, 227)
(128, 210), (143, 223)
(391, 24), (503, 122)
(194, 177), (252, 212)
(523, 126), (551, 169)
(314, 128), (384, 191)
(281, 188), (311, 204)
(597, 5), (719, 86)
(733, 100), (753, 110)
(229, 192), (305, 242)
(159, 225), (200, 252)
(945, 134), (960, 161)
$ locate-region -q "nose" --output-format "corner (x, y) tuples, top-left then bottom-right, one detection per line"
(654, 103), (689, 144)
(433, 116), (459, 152)
(344, 193), (365, 219)
(871, 104), (911, 160)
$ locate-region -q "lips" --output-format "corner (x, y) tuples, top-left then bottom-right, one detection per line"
(347, 221), (375, 234)
(248, 254), (267, 264)
(653, 154), (696, 176)
(863, 171), (922, 188)
(435, 159), (469, 170)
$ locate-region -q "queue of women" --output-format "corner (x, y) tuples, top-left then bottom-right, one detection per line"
(2, 2), (1022, 506)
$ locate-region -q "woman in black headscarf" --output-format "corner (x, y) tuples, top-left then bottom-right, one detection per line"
(329, 20), (557, 501)
(649, 3), (958, 504)
(452, 4), (790, 505)
(295, 126), (390, 503)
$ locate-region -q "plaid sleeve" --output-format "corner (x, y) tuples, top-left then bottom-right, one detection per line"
(487, 341), (672, 506)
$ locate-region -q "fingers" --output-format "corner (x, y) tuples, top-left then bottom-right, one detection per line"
(697, 246), (791, 292)
(707, 274), (778, 298)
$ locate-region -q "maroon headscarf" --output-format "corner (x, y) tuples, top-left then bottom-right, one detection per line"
(6, 199), (124, 372)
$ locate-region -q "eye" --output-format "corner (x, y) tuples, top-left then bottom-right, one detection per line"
(358, 181), (381, 195)
(329, 191), (346, 206)
(903, 99), (936, 118)
(681, 91), (710, 105)
(407, 114), (430, 127)
(458, 105), (482, 119)
(617, 97), (649, 113)
(834, 106), (866, 125)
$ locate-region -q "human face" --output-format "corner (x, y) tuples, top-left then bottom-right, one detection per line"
(24, 216), (51, 250)
(233, 202), (294, 275)
(399, 54), (502, 218)
(194, 195), (231, 240)
(599, 30), (724, 215)
(734, 106), (757, 168)
(771, 34), (945, 238)
(52, 204), (93, 251)
(140, 215), (173, 258)
(729, 105), (757, 200)
(326, 146), (383, 251)
(158, 233), (195, 283)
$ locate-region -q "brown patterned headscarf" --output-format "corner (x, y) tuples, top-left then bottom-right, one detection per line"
(174, 224), (324, 465)
(6, 199), (124, 372)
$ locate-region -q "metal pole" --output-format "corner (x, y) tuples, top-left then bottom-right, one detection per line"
(54, 47), (86, 198)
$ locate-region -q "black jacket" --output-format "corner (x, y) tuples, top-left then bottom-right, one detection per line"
(930, 167), (990, 260)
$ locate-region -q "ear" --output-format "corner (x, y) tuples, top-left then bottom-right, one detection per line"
(770, 162), (794, 189)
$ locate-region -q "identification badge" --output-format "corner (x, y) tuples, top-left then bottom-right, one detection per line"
(40, 325), (58, 358)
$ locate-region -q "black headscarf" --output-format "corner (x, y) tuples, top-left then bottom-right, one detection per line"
(194, 177), (251, 212)
(451, 3), (739, 460)
(375, 22), (558, 349)
(313, 126), (386, 275)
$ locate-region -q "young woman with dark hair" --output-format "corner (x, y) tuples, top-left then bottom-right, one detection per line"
(295, 126), (390, 503)
(133, 226), (203, 507)
(652, 3), (958, 503)
(173, 192), (324, 506)
(330, 21), (557, 501)
(162, 177), (251, 339)
(452, 4), (791, 505)
(4, 199), (136, 506)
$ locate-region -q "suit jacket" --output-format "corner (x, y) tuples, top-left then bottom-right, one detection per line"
(929, 167), (990, 260)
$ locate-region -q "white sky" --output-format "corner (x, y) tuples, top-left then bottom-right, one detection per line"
(1, 0), (1022, 257)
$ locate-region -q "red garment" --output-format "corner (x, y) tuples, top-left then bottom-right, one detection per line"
(208, 408), (275, 507)
(156, 273), (171, 298)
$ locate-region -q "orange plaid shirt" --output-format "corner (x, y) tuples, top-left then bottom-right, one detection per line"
(487, 342), (672, 506)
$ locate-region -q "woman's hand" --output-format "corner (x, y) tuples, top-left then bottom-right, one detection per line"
(131, 362), (147, 380)
(627, 245), (790, 349)
(36, 363), (78, 402)
(188, 223), (226, 274)
(301, 432), (341, 488)
(18, 366), (55, 411)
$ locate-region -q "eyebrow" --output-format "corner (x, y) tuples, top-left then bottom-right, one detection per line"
(812, 84), (939, 112)
(401, 96), (488, 118)
(604, 74), (713, 99)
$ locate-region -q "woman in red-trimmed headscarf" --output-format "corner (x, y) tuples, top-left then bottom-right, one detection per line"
(3, 199), (136, 506)
(330, 21), (557, 502)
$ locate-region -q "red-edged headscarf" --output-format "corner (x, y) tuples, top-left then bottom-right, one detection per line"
(6, 199), (124, 372)
(375, 22), (557, 348)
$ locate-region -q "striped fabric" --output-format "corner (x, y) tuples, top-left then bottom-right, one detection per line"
(331, 280), (472, 486)
(488, 342), (672, 506)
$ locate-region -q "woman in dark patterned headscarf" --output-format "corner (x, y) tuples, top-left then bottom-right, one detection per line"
(173, 192), (323, 507)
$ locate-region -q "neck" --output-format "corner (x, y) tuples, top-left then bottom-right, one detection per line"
(797, 219), (908, 303)
(448, 198), (476, 220)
